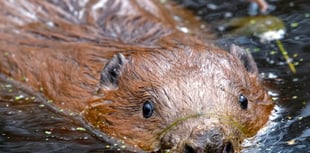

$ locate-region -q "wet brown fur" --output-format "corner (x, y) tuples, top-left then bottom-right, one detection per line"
(0, 0), (274, 152)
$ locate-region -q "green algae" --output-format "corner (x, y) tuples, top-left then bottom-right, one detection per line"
(224, 15), (285, 37)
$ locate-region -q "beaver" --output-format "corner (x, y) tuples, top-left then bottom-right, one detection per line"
(0, 0), (274, 152)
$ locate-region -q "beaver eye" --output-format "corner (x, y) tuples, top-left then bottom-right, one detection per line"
(143, 100), (154, 118)
(239, 94), (248, 110)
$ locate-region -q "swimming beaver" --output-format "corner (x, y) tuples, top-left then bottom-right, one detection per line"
(0, 0), (274, 152)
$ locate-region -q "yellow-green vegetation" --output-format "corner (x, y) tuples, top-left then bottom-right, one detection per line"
(276, 40), (296, 73)
(224, 15), (297, 73)
(44, 131), (52, 135)
(290, 22), (299, 28)
(76, 127), (86, 131)
(224, 15), (285, 42)
(105, 145), (111, 149)
(14, 95), (24, 101)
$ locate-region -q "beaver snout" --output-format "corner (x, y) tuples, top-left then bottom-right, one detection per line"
(184, 142), (234, 153)
(183, 127), (234, 153)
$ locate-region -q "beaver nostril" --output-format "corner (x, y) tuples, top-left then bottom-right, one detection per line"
(222, 142), (234, 153)
(184, 144), (196, 153)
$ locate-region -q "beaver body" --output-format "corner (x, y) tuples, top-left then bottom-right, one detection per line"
(0, 0), (273, 152)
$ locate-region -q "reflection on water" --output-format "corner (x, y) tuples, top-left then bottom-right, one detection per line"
(176, 0), (310, 152)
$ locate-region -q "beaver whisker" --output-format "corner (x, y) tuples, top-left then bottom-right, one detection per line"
(157, 112), (248, 141)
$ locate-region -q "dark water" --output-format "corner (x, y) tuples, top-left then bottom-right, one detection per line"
(176, 0), (310, 152)
(0, 75), (129, 153)
(0, 0), (309, 153)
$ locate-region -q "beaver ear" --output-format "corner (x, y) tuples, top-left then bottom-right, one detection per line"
(100, 53), (127, 89)
(230, 44), (258, 74)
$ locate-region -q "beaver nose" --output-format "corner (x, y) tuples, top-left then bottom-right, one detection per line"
(183, 141), (234, 153)
(222, 142), (234, 153)
(183, 127), (234, 153)
(184, 144), (196, 153)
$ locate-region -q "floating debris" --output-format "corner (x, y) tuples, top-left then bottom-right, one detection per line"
(276, 40), (296, 73)
(105, 145), (111, 149)
(290, 22), (299, 28)
(220, 15), (286, 42)
(268, 91), (279, 97)
(76, 127), (86, 131)
(163, 149), (171, 153)
(14, 95), (25, 101)
(259, 29), (285, 42)
(220, 15), (297, 73)
(176, 26), (190, 33)
(120, 145), (126, 149)
(270, 50), (277, 55)
(4, 84), (12, 88)
(3, 52), (9, 57)
(302, 101), (306, 105)
(286, 139), (296, 145)
(271, 97), (279, 101)
(82, 136), (89, 140)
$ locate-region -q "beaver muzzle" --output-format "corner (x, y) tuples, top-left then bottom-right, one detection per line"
(183, 140), (234, 153)
(182, 127), (234, 153)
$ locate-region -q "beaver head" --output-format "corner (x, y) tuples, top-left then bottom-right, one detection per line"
(84, 44), (274, 152)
